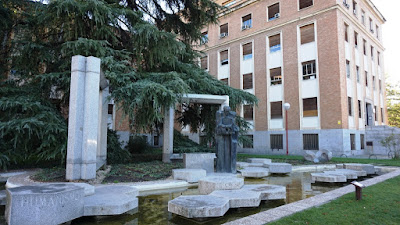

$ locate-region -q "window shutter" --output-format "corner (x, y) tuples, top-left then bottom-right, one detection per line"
(243, 73), (253, 89)
(243, 43), (252, 56)
(300, 24), (315, 44)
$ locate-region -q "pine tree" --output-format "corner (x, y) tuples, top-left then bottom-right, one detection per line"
(0, 0), (257, 168)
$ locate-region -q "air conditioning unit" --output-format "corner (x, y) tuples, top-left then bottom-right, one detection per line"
(220, 32), (228, 38)
(241, 25), (250, 30)
(274, 13), (280, 18)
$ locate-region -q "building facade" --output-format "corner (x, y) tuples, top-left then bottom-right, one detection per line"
(197, 0), (387, 156)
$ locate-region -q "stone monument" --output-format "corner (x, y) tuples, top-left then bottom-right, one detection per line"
(215, 106), (239, 173)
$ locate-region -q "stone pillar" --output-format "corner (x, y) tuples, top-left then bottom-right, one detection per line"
(163, 106), (174, 163)
(97, 86), (109, 169)
(66, 56), (101, 180)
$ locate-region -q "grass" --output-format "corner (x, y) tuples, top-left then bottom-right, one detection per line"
(102, 161), (183, 183)
(270, 175), (400, 225)
(237, 154), (400, 167)
(32, 167), (66, 182)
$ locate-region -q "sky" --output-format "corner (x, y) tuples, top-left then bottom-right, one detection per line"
(372, 0), (400, 85)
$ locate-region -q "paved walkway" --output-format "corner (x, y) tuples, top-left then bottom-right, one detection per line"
(223, 168), (400, 225)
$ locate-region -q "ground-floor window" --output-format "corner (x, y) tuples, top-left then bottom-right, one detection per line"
(270, 134), (283, 150)
(360, 134), (365, 150)
(350, 134), (356, 150)
(243, 135), (254, 148)
(303, 134), (319, 150)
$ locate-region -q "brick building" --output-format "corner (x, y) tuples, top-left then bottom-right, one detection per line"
(196, 0), (387, 156)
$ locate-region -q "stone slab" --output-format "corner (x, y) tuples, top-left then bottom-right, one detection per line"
(198, 176), (244, 195)
(0, 190), (6, 205)
(184, 153), (216, 173)
(241, 184), (286, 200)
(168, 195), (229, 218)
(172, 169), (207, 183)
(311, 173), (347, 183)
(324, 169), (358, 179)
(236, 162), (250, 169)
(343, 163), (376, 175)
(210, 189), (261, 208)
(6, 184), (84, 225)
(240, 167), (270, 178)
(247, 158), (272, 164)
(84, 185), (138, 216)
(264, 163), (292, 174)
(0, 171), (27, 182)
(247, 163), (264, 167)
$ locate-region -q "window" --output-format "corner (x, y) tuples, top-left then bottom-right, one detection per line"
(376, 25), (379, 39)
(354, 32), (358, 48)
(242, 42), (252, 60)
(358, 100), (362, 118)
(374, 106), (377, 121)
(356, 66), (360, 82)
(365, 71), (368, 86)
(243, 105), (253, 120)
(350, 134), (356, 150)
(369, 18), (373, 32)
(220, 50), (228, 65)
(303, 98), (318, 117)
(344, 23), (349, 42)
(378, 51), (381, 66)
(379, 80), (382, 93)
(271, 101), (283, 119)
(363, 39), (367, 55)
(348, 97), (353, 116)
(108, 104), (113, 115)
(243, 135), (253, 148)
(243, 73), (253, 89)
(154, 135), (159, 146)
(268, 3), (280, 21)
(269, 34), (281, 53)
(270, 67), (282, 85)
(361, 10), (365, 25)
(270, 134), (283, 149)
(242, 14), (252, 30)
(220, 23), (228, 38)
(201, 31), (208, 45)
(381, 108), (384, 123)
(300, 23), (315, 44)
(373, 76), (376, 90)
(221, 78), (229, 85)
(299, 0), (313, 10)
(302, 60), (317, 80)
(200, 56), (208, 70)
(371, 46), (374, 61)
(346, 60), (350, 78)
(303, 134), (319, 150)
(360, 134), (365, 149)
(352, 1), (357, 15)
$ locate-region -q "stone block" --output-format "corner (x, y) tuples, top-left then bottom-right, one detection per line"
(311, 173), (347, 183)
(236, 162), (250, 169)
(248, 163), (264, 167)
(6, 184), (84, 225)
(168, 195), (229, 218)
(84, 185), (138, 216)
(304, 149), (332, 163)
(324, 169), (358, 179)
(241, 184), (286, 200)
(210, 189), (261, 208)
(343, 163), (376, 175)
(172, 169), (207, 183)
(240, 167), (270, 178)
(184, 153), (216, 173)
(264, 163), (292, 174)
(198, 176), (244, 195)
(247, 158), (272, 164)
(0, 190), (6, 205)
(303, 150), (316, 162)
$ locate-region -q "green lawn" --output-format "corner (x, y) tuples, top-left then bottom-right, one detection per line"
(237, 154), (400, 167)
(270, 175), (400, 225)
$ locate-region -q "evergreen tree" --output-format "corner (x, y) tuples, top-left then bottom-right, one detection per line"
(386, 82), (400, 128)
(0, 0), (257, 168)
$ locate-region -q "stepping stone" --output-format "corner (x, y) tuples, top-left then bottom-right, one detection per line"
(168, 195), (229, 218)
(264, 163), (292, 174)
(6, 183), (85, 225)
(248, 163), (264, 167)
(241, 184), (286, 200)
(198, 176), (244, 195)
(336, 169), (367, 177)
(311, 173), (347, 183)
(84, 185), (138, 216)
(324, 169), (358, 179)
(0, 190), (5, 205)
(210, 189), (261, 208)
(343, 163), (376, 175)
(247, 158), (272, 164)
(240, 167), (269, 178)
(236, 162), (250, 169)
(172, 169), (206, 183)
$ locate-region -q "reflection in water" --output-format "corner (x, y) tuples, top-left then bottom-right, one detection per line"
(7, 172), (352, 225)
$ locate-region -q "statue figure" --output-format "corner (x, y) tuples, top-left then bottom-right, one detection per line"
(215, 106), (239, 173)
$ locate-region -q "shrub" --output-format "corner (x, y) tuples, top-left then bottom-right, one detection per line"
(107, 129), (131, 164)
(125, 135), (149, 154)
